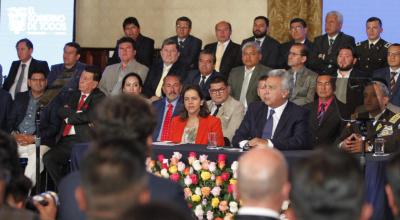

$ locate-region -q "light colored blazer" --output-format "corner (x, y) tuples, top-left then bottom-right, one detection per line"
(99, 59), (148, 96)
(207, 96), (244, 141)
(289, 66), (317, 106)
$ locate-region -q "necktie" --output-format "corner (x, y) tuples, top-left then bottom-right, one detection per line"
(155, 65), (170, 97)
(317, 103), (326, 126)
(239, 70), (252, 107)
(255, 40), (262, 47)
(215, 43), (224, 72)
(199, 75), (206, 90)
(63, 95), (87, 137)
(369, 43), (374, 50)
(178, 40), (184, 50)
(390, 72), (398, 92)
(15, 64), (26, 94)
(328, 39), (334, 55)
(213, 104), (222, 116)
(262, 109), (275, 139)
(160, 103), (173, 141)
(329, 39), (334, 46)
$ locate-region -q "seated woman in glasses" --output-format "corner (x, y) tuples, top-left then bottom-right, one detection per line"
(170, 85), (224, 146)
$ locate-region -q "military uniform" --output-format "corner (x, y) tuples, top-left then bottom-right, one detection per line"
(355, 39), (391, 75)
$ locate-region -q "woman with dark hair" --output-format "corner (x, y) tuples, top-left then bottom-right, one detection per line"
(170, 85), (224, 146)
(121, 72), (143, 96)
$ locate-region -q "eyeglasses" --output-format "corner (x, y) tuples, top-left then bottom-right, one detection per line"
(209, 87), (226, 94)
(288, 52), (303, 56)
(290, 26), (304, 31)
(176, 25), (190, 29)
(388, 52), (400, 57)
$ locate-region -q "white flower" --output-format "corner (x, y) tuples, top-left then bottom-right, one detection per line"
(162, 158), (169, 166)
(193, 160), (202, 171)
(199, 154), (208, 163)
(195, 187), (202, 196)
(231, 161), (239, 171)
(189, 167), (194, 174)
(172, 152), (182, 160)
(194, 205), (204, 219)
(160, 169), (169, 178)
(206, 210), (213, 220)
(229, 201), (238, 213)
(211, 174), (215, 181)
(233, 171), (237, 179)
(209, 162), (216, 172)
(177, 161), (186, 172)
(211, 186), (221, 197)
(202, 199), (207, 206)
(184, 176), (192, 187)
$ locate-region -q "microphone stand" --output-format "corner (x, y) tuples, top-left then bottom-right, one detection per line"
(35, 106), (42, 194)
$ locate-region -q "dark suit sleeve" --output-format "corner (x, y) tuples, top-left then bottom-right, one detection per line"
(231, 105), (254, 147)
(139, 38), (155, 67)
(40, 101), (61, 143)
(1, 92), (13, 132)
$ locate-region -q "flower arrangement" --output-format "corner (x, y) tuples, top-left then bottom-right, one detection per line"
(147, 152), (240, 220)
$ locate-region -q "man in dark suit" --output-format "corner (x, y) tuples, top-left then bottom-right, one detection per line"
(3, 38), (49, 99)
(184, 50), (222, 100)
(143, 39), (185, 100)
(0, 89), (12, 132)
(355, 17), (391, 75)
(280, 18), (315, 69)
(40, 42), (85, 106)
(167, 16), (202, 71)
(373, 43), (400, 107)
(43, 65), (105, 185)
(107, 17), (154, 68)
(236, 148), (289, 220)
(232, 70), (310, 150)
(305, 74), (346, 147)
(242, 16), (281, 68)
(310, 11), (355, 74)
(203, 21), (241, 78)
(152, 75), (184, 141)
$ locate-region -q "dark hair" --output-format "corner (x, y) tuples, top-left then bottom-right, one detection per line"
(28, 68), (47, 79)
(291, 43), (309, 57)
(122, 16), (140, 29)
(338, 46), (356, 58)
(161, 38), (179, 50)
(0, 131), (22, 180)
(366, 17), (382, 27)
(122, 202), (188, 220)
(317, 74), (336, 91)
(64, 42), (81, 55)
(389, 43), (400, 49)
(210, 76), (228, 87)
(386, 153), (400, 210)
(179, 85), (210, 120)
(121, 72), (143, 92)
(92, 95), (156, 147)
(176, 16), (192, 28)
(117, 37), (136, 51)
(291, 148), (364, 220)
(7, 174), (32, 205)
(254, 16), (269, 27)
(199, 49), (216, 64)
(84, 65), (101, 82)
(16, 38), (33, 49)
(258, 74), (269, 82)
(290, 18), (307, 28)
(216, 21), (232, 32)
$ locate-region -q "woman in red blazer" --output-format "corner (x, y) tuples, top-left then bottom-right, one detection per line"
(170, 85), (224, 146)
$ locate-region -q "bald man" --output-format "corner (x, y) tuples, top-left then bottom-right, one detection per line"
(236, 148), (290, 220)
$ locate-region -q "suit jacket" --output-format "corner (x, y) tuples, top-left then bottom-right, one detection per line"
(228, 64), (272, 105)
(235, 215), (279, 220)
(232, 101), (311, 150)
(0, 89), (13, 132)
(305, 97), (346, 147)
(107, 34), (155, 68)
(184, 70), (222, 100)
(204, 40), (242, 78)
(99, 59), (148, 96)
(355, 38), (390, 74)
(143, 60), (185, 97)
(57, 171), (193, 220)
(168, 35), (202, 71)
(170, 115), (225, 146)
(242, 35), (281, 68)
(152, 97), (184, 141)
(207, 96), (245, 141)
(373, 67), (400, 107)
(289, 67), (318, 106)
(310, 32), (355, 74)
(57, 88), (105, 143)
(280, 39), (315, 69)
(3, 58), (50, 92)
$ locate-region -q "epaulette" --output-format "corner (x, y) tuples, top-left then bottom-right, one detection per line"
(385, 42), (392, 48)
(389, 113), (400, 124)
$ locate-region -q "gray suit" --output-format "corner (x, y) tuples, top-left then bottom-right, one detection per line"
(289, 67), (317, 106)
(207, 96), (245, 141)
(99, 59), (148, 96)
(228, 64), (272, 106)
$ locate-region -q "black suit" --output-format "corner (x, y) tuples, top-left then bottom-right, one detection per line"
(168, 35), (202, 71)
(0, 89), (13, 132)
(143, 60), (186, 97)
(235, 215), (279, 220)
(3, 58), (50, 92)
(280, 39), (314, 69)
(204, 41), (242, 78)
(355, 39), (390, 75)
(57, 171), (193, 220)
(242, 35), (281, 68)
(184, 70), (222, 100)
(108, 34), (155, 68)
(310, 32), (355, 74)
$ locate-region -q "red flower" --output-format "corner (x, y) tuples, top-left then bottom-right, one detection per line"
(189, 174), (198, 185)
(189, 152), (197, 158)
(162, 163), (168, 169)
(217, 154), (226, 163)
(157, 154), (164, 163)
(221, 172), (230, 181)
(170, 173), (180, 182)
(227, 184), (234, 194)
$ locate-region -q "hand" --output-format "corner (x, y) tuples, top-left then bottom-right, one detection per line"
(248, 138), (269, 148)
(341, 133), (362, 153)
(34, 194), (57, 220)
(13, 133), (25, 145)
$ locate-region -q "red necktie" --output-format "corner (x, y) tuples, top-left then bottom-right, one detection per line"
(62, 94), (87, 137)
(160, 103), (173, 141)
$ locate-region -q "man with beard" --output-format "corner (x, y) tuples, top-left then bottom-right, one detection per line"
(242, 16), (281, 68)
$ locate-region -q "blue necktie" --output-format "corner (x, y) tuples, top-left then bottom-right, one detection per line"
(262, 109), (275, 139)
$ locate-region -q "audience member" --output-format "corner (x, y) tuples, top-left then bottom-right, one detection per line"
(5, 175), (31, 209)
(232, 70), (310, 150)
(386, 153), (400, 220)
(121, 72), (143, 96)
(122, 202), (188, 220)
(0, 89), (13, 132)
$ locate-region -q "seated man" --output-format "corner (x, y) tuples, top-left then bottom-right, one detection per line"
(337, 81), (400, 153)
(43, 65), (105, 185)
(207, 76), (244, 144)
(184, 50), (222, 100)
(9, 70), (60, 186)
(232, 70), (310, 150)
